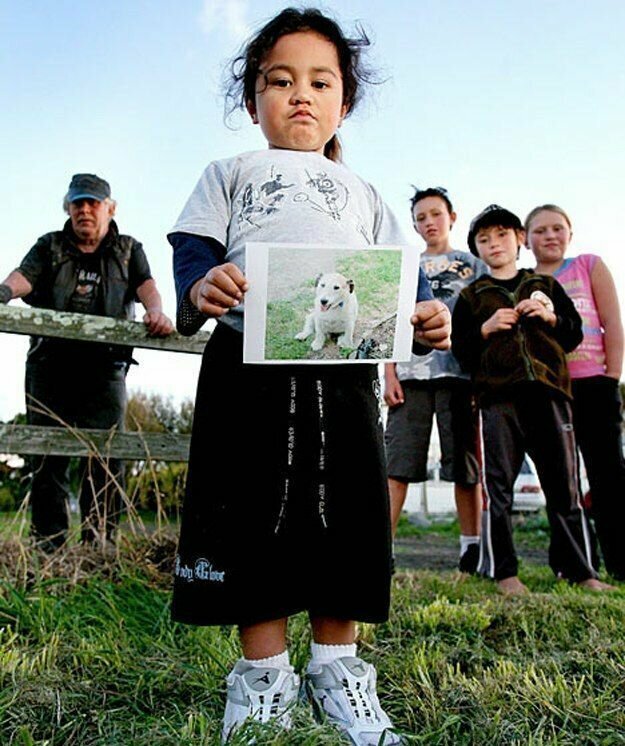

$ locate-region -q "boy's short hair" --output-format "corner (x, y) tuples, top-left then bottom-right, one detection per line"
(410, 186), (453, 215)
(467, 204), (523, 255)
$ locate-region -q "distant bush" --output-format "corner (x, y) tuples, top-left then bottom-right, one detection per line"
(125, 391), (194, 514)
(0, 412), (28, 512)
(126, 391), (194, 435)
(0, 393), (195, 514)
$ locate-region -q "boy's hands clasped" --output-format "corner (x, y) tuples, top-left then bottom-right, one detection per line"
(481, 308), (519, 338)
(191, 263), (249, 318)
(481, 300), (556, 339)
(515, 298), (556, 326)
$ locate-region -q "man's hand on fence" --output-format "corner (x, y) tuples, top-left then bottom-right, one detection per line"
(0, 284), (13, 304)
(143, 310), (174, 336)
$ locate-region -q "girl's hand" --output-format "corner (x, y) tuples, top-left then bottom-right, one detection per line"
(411, 300), (451, 350)
(191, 263), (249, 318)
(481, 308), (519, 338)
(383, 364), (404, 407)
(515, 298), (556, 326)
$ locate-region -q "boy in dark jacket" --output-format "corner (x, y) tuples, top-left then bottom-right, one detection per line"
(452, 205), (611, 594)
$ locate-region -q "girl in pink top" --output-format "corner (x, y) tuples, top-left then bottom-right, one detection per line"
(526, 204), (625, 581)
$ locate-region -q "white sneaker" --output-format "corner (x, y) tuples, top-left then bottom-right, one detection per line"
(305, 656), (401, 745)
(221, 660), (300, 743)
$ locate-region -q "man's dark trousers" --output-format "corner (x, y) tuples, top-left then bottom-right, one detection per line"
(26, 358), (127, 547)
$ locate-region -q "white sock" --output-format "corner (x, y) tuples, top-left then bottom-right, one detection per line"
(309, 641), (357, 670)
(460, 534), (480, 556)
(243, 649), (293, 672)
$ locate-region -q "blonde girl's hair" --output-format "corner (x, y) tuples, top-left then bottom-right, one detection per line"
(524, 204), (573, 233)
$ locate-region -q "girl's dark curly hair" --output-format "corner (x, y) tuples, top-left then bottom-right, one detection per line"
(225, 7), (375, 162)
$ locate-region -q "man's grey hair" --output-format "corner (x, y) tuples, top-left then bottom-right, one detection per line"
(62, 195), (117, 214)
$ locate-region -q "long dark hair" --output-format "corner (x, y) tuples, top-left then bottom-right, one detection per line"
(225, 7), (375, 162)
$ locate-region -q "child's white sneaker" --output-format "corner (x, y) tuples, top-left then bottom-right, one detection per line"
(305, 656), (401, 745)
(221, 660), (300, 743)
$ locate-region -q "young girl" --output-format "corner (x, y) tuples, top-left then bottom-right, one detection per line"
(526, 205), (625, 581)
(384, 187), (486, 572)
(168, 8), (450, 744)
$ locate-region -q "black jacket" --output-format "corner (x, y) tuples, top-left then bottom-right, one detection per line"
(18, 220), (150, 319)
(17, 220), (152, 364)
(452, 269), (582, 402)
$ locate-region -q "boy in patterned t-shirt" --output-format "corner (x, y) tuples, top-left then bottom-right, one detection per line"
(384, 187), (487, 572)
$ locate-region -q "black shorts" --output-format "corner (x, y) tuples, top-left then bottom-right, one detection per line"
(172, 323), (392, 627)
(384, 378), (480, 484)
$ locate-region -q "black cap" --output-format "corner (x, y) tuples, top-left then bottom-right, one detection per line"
(66, 173), (111, 203)
(467, 204), (523, 255)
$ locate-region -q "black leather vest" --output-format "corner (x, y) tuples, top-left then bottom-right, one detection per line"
(26, 222), (135, 321)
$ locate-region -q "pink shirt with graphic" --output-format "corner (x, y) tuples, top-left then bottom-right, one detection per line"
(555, 253), (605, 379)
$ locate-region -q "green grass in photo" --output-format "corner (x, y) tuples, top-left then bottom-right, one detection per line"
(336, 250), (402, 316)
(265, 282), (313, 360)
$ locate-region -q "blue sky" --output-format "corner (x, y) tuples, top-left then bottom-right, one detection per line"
(1, 0), (624, 419)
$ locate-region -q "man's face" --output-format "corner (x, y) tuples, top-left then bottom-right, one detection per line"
(69, 198), (114, 245)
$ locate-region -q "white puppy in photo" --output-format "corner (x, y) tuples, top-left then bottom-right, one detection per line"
(295, 272), (359, 351)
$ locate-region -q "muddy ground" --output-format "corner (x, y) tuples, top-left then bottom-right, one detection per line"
(394, 530), (548, 572)
(0, 519), (550, 586)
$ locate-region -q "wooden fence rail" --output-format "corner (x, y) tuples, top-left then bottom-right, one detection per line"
(0, 424), (190, 462)
(0, 305), (207, 461)
(0, 304), (209, 354)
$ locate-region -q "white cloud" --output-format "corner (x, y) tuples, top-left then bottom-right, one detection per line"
(199, 0), (251, 42)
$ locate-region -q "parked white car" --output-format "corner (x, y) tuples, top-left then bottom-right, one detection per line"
(512, 457), (545, 512)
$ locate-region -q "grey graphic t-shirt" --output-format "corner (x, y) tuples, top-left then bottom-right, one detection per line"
(68, 252), (103, 315)
(396, 250), (488, 380)
(171, 150), (409, 332)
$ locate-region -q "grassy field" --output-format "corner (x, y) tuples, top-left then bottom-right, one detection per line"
(1, 517), (624, 745)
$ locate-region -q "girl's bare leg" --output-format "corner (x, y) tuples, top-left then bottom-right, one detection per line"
(239, 618), (289, 659)
(310, 616), (356, 644)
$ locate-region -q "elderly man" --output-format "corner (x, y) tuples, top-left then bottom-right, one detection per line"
(0, 173), (173, 549)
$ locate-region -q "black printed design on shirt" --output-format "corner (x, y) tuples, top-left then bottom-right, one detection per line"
(421, 258), (478, 303)
(293, 170), (349, 221)
(237, 167), (295, 228)
(69, 257), (102, 314)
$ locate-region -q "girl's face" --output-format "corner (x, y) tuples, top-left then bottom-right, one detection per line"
(527, 210), (572, 264)
(413, 196), (456, 247)
(246, 31), (348, 154)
